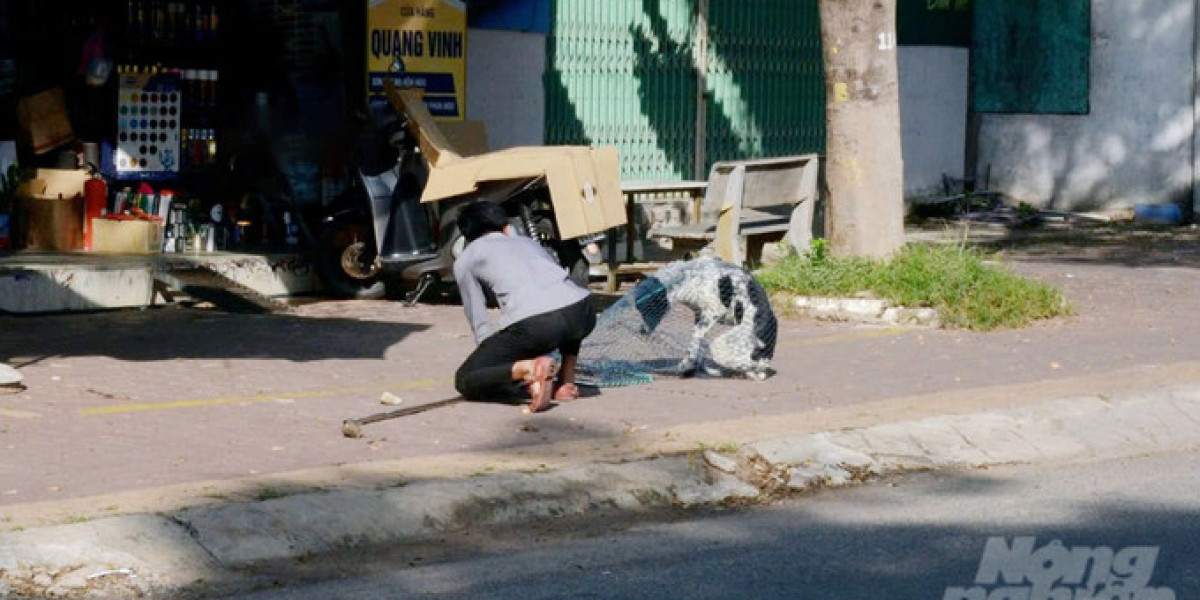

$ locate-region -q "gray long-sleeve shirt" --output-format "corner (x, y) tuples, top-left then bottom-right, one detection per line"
(453, 232), (590, 344)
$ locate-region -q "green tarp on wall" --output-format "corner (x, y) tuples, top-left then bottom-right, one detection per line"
(972, 0), (1090, 114)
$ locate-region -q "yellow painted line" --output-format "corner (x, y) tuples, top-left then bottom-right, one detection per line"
(0, 408), (40, 419)
(79, 378), (446, 417)
(781, 327), (910, 348)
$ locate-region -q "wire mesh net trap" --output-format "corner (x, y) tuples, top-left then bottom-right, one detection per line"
(578, 257), (778, 387)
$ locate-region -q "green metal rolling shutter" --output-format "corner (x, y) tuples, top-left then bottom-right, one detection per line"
(705, 0), (825, 167)
(544, 0), (698, 180)
(545, 0), (825, 180)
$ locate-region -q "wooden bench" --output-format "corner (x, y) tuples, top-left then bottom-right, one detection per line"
(602, 180), (709, 291)
(650, 154), (822, 267)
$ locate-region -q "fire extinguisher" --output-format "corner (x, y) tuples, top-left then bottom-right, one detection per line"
(83, 171), (108, 251)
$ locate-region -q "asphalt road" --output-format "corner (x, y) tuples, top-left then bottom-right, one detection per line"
(213, 449), (1200, 599)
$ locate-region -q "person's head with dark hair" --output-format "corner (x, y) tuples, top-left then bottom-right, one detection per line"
(457, 201), (511, 243)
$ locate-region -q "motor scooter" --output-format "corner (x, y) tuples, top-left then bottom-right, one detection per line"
(314, 91), (596, 303)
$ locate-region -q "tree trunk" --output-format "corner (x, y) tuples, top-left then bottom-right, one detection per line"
(819, 0), (906, 259)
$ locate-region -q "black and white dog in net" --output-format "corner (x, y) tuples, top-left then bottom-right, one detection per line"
(579, 257), (777, 386)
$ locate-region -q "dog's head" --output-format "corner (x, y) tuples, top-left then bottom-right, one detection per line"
(708, 326), (772, 379)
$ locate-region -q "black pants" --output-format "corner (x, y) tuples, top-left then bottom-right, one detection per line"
(455, 296), (596, 402)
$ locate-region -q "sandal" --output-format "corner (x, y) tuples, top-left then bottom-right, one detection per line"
(523, 356), (558, 413)
(553, 382), (580, 401)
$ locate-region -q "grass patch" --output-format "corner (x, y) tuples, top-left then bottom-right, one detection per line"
(697, 441), (741, 454)
(253, 487), (288, 501)
(470, 465), (498, 477)
(757, 243), (1070, 331)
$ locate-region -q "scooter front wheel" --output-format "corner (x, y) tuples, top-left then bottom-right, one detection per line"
(315, 220), (387, 299)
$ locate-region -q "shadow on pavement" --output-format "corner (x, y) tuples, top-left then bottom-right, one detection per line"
(956, 225), (1200, 269)
(0, 306), (429, 363)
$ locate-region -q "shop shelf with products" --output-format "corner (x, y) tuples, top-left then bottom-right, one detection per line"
(105, 1), (232, 250)
(113, 1), (224, 182)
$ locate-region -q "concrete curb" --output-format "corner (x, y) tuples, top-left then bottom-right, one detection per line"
(4, 385), (1200, 598)
(0, 516), (220, 598)
(171, 458), (761, 567)
(738, 386), (1200, 494)
(785, 295), (941, 327)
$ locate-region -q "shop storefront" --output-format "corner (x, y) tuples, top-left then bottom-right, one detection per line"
(0, 0), (474, 313)
(0, 0), (363, 256)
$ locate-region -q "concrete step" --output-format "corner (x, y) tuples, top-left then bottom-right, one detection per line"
(0, 251), (323, 315)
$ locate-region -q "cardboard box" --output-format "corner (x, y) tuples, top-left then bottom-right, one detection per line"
(19, 195), (83, 251)
(32, 168), (90, 198)
(17, 88), (76, 155)
(387, 85), (627, 240)
(16, 169), (90, 251)
(91, 219), (163, 254)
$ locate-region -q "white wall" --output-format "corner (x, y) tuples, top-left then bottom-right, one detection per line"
(898, 46), (970, 199)
(978, 0), (1196, 211)
(465, 28), (547, 150)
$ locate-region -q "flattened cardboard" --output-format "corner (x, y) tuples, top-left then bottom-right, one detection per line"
(389, 88), (459, 167)
(17, 88), (75, 155)
(438, 120), (489, 158)
(388, 84), (626, 240)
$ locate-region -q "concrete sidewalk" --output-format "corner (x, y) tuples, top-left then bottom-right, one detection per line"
(3, 226), (1200, 598)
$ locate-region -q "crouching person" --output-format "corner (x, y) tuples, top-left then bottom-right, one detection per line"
(452, 201), (596, 412)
